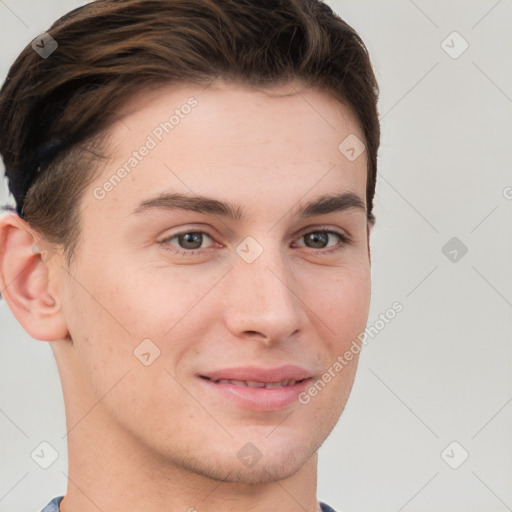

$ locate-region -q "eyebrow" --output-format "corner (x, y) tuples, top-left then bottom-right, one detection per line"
(131, 191), (366, 221)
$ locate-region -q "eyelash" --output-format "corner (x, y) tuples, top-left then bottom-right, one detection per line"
(158, 227), (351, 257)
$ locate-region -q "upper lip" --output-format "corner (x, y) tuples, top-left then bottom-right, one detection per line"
(200, 365), (312, 383)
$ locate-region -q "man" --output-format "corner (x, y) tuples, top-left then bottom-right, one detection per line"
(0, 1), (380, 511)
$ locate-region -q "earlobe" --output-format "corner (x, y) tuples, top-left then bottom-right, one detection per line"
(0, 213), (69, 341)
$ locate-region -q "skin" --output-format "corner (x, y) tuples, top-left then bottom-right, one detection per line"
(0, 79), (372, 512)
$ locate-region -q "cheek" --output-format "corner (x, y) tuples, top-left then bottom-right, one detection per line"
(61, 256), (224, 386)
(67, 255), (174, 339)
(299, 266), (369, 419)
(304, 262), (371, 343)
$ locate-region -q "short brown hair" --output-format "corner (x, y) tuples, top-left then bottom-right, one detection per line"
(0, 0), (380, 265)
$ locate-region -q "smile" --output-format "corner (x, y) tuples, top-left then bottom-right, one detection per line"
(198, 366), (314, 412)
(204, 377), (307, 389)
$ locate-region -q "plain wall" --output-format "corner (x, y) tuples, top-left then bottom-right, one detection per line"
(0, 1), (511, 511)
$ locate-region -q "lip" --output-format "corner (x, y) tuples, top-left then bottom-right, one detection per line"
(201, 365), (312, 383)
(198, 365), (313, 412)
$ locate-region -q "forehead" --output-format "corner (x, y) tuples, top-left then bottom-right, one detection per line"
(84, 80), (367, 224)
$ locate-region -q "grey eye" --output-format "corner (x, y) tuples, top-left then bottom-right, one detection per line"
(303, 231), (329, 249)
(177, 232), (204, 249)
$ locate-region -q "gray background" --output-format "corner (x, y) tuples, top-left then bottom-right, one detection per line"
(1, 1), (511, 511)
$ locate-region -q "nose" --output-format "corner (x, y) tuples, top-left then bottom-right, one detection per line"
(222, 243), (303, 346)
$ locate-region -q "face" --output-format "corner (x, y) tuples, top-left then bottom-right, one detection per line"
(51, 80), (371, 483)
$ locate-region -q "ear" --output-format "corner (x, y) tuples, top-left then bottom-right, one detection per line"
(366, 219), (373, 265)
(0, 212), (69, 341)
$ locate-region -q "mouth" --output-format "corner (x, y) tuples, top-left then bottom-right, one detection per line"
(198, 366), (313, 412)
(201, 376), (309, 389)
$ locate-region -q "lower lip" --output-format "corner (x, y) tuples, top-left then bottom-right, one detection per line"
(200, 377), (312, 412)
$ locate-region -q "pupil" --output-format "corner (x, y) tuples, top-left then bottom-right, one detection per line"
(307, 232), (327, 248)
(180, 232), (202, 249)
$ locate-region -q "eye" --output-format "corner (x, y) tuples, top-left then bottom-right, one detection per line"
(158, 227), (351, 258)
(293, 229), (350, 254)
(159, 231), (216, 256)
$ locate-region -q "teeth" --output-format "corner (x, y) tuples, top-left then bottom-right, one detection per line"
(246, 380), (266, 388)
(229, 379), (248, 387)
(213, 378), (297, 388)
(265, 381), (284, 389)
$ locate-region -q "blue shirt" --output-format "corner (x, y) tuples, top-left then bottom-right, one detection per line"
(41, 495), (338, 511)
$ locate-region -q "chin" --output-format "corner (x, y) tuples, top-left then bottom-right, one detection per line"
(170, 433), (322, 485)
(188, 452), (312, 484)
